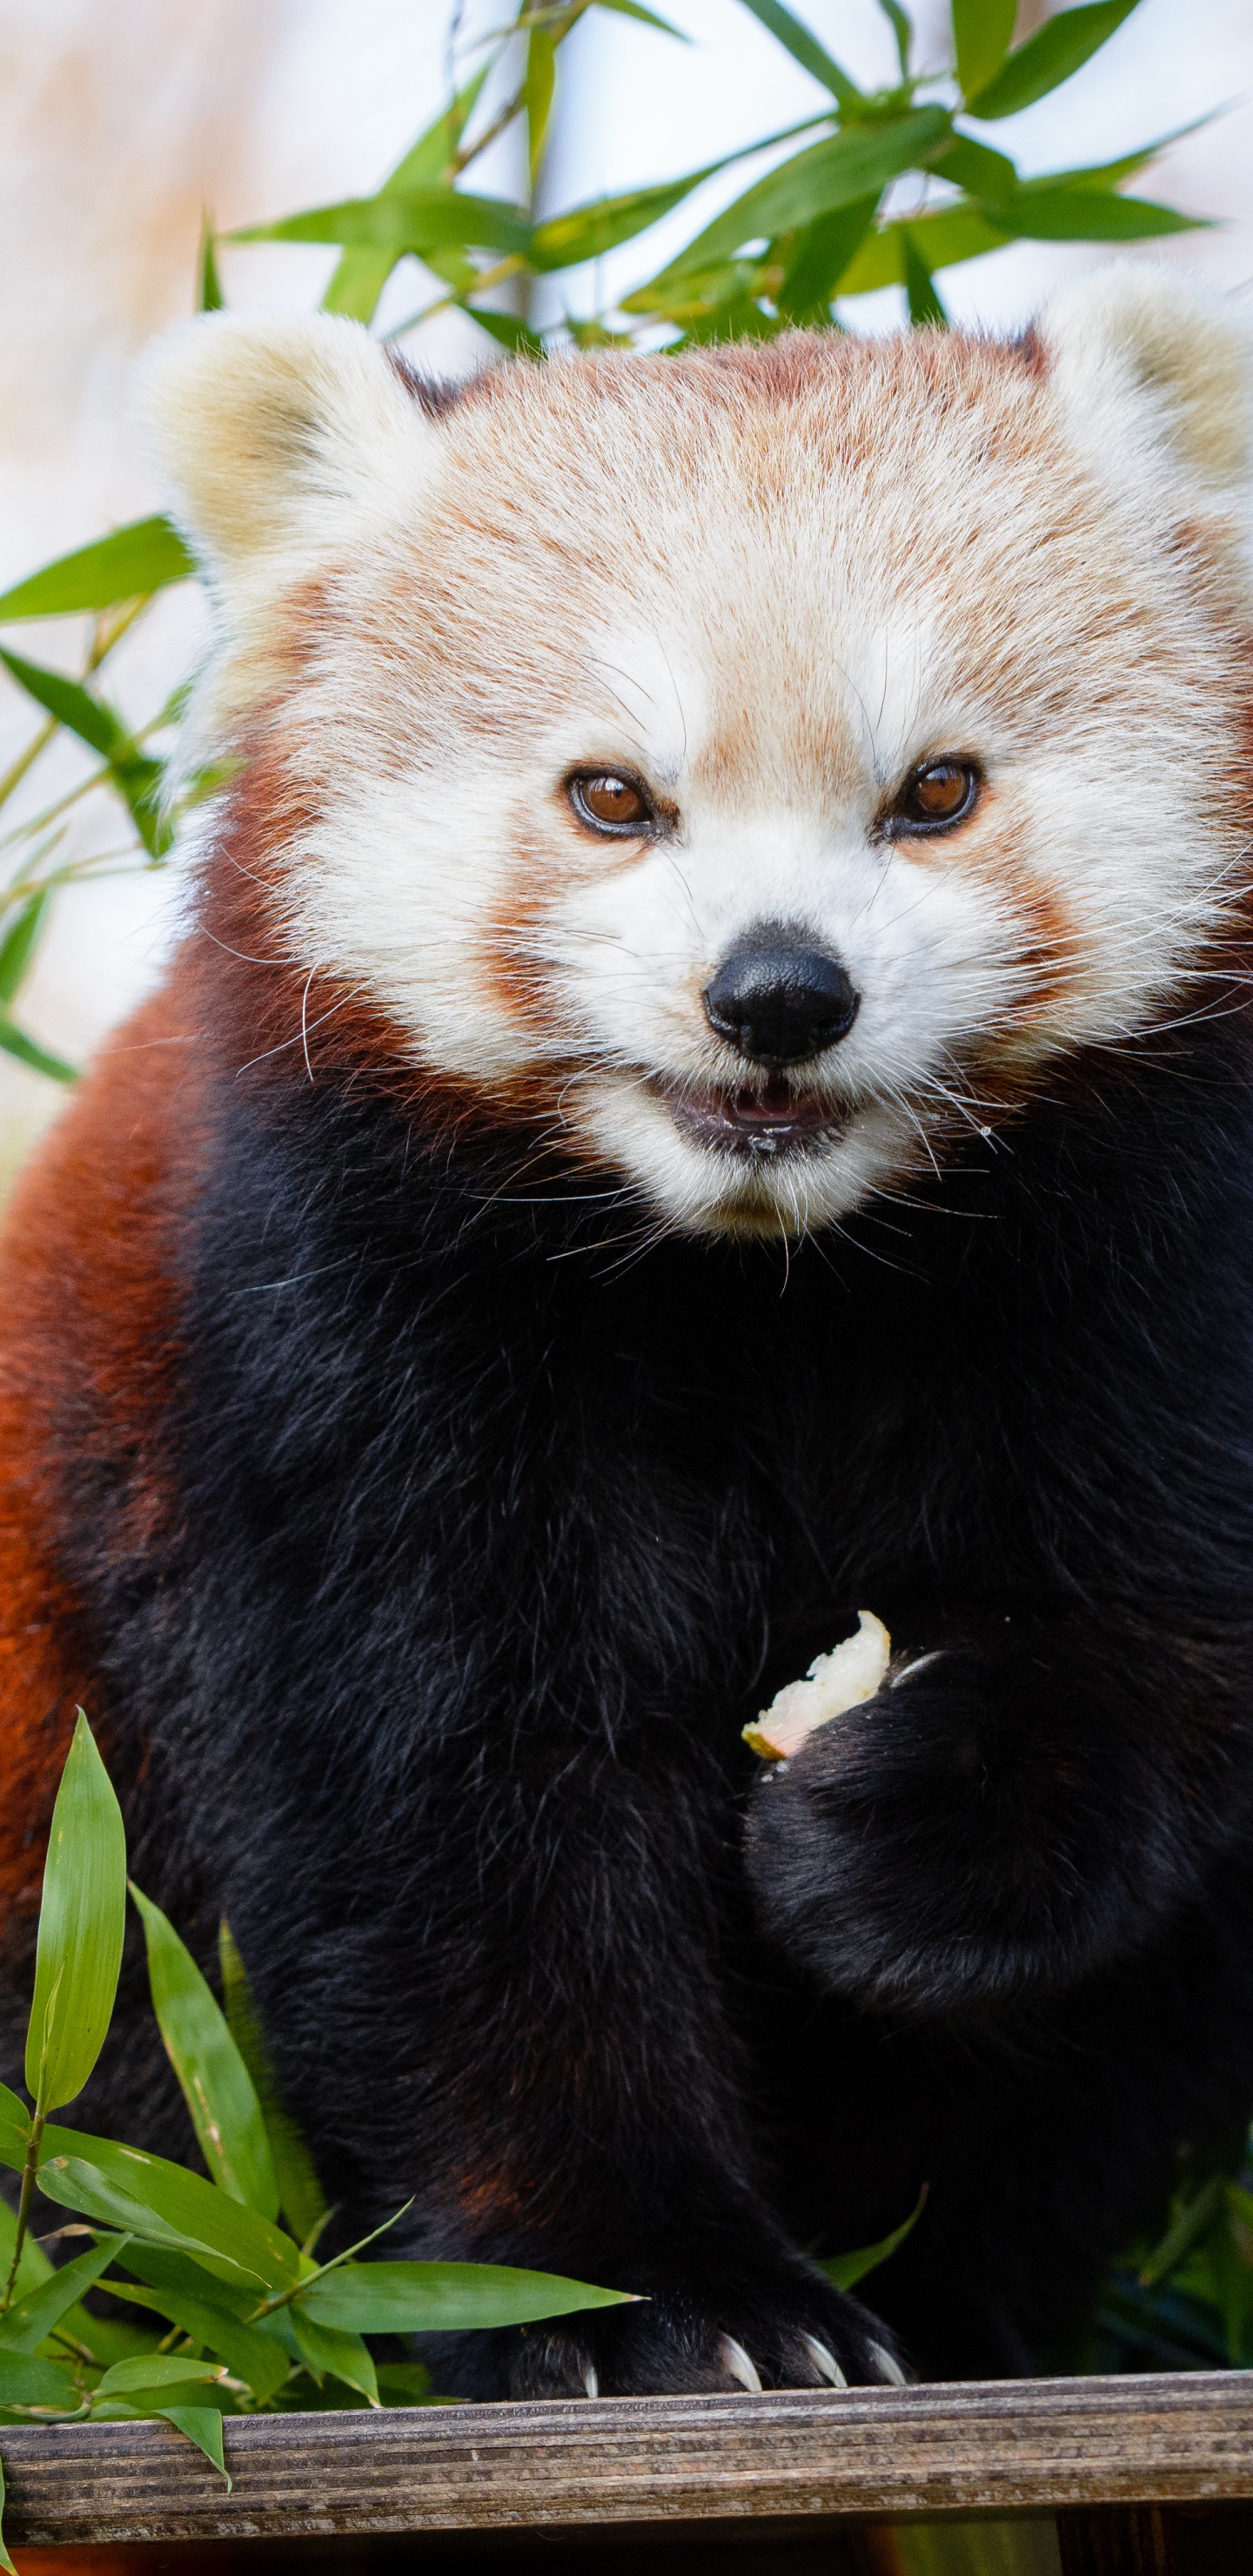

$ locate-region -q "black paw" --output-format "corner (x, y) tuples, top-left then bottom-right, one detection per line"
(439, 2262), (906, 2400)
(744, 1625), (1159, 2011)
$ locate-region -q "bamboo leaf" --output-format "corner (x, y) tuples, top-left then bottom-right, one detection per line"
(231, 191), (533, 259)
(526, 27), (557, 185)
(26, 1714), (126, 2115)
(777, 194), (878, 317)
(0, 892), (51, 1008)
(531, 160), (728, 271)
(0, 2237), (124, 2352)
(156, 2405), (231, 2482)
(930, 132), (1017, 206)
(0, 647), (127, 762)
(0, 2350), (78, 2408)
(0, 1019), (77, 1084)
(990, 187), (1208, 242)
(0, 2452), (16, 2574)
(821, 2186), (928, 2291)
(322, 66), (491, 319)
(130, 1885), (278, 2222)
(0, 2094), (28, 2171)
(34, 2128), (299, 2288)
(653, 108), (951, 282)
(966, 0), (1139, 121)
(951, 0), (1015, 104)
(902, 230), (947, 325)
(0, 648), (170, 857)
(0, 518), (192, 621)
(290, 2306), (379, 2404)
(106, 2271), (291, 2402)
(95, 2353), (227, 2398)
(839, 201), (1010, 292)
(733, 0), (868, 112)
(464, 306), (547, 359)
(300, 2257), (634, 2334)
(592, 0), (689, 32)
(218, 1924), (327, 2248)
(875, 0), (911, 78)
(198, 211), (224, 313)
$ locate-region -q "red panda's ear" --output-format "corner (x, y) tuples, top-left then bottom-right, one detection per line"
(136, 311), (443, 741)
(1038, 263), (1252, 510)
(137, 310), (436, 583)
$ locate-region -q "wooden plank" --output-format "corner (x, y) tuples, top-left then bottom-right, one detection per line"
(3, 2373), (1252, 2550)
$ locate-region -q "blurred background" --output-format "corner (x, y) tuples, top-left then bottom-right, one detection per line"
(0, 0), (1250, 1180)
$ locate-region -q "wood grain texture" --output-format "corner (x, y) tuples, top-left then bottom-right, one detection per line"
(3, 2375), (1251, 2549)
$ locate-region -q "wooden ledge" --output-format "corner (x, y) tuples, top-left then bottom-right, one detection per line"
(2, 2371), (1251, 2548)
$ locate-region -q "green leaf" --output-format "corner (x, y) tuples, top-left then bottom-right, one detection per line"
(901, 230), (947, 326)
(96, 2353), (226, 2398)
(776, 194), (879, 317)
(0, 1019), (77, 1084)
(34, 2157), (253, 2273)
(130, 1885), (278, 2222)
(300, 2258), (633, 2335)
(838, 200), (1009, 293)
(231, 190), (533, 260)
(821, 2187), (928, 2292)
(198, 212), (224, 314)
(322, 66), (491, 320)
(0, 2237), (124, 2353)
(988, 187), (1206, 243)
(966, 0), (1139, 121)
(0, 2091), (30, 2173)
(0, 892), (51, 1008)
(593, 0), (689, 32)
(106, 2263), (290, 2402)
(375, 2361), (437, 2405)
(0, 649), (169, 856)
(930, 132), (1017, 206)
(156, 2406), (231, 2482)
(734, 0), (868, 113)
(0, 2451), (17, 2574)
(951, 0), (1015, 103)
(26, 1713), (126, 2115)
(290, 2306), (378, 2405)
(33, 2130), (299, 2289)
(1, 647), (125, 762)
(218, 1924), (327, 2249)
(875, 0), (911, 78)
(0, 2350), (78, 2409)
(532, 162), (727, 272)
(464, 307), (546, 360)
(656, 109), (952, 280)
(0, 517), (193, 621)
(1139, 2175), (1226, 2288)
(526, 27), (557, 186)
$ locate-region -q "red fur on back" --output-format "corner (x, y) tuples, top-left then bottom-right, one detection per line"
(0, 977), (204, 1913)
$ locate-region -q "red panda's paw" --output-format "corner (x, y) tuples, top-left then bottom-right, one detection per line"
(458, 2269), (907, 2400)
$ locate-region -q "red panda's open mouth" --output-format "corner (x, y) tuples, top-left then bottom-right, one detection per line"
(658, 1075), (852, 1158)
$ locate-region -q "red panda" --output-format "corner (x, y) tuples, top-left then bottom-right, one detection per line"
(2, 267), (1253, 2393)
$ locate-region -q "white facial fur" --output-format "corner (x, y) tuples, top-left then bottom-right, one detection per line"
(144, 275), (1253, 1238)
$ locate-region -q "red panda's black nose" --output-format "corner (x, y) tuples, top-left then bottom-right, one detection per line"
(702, 933), (860, 1067)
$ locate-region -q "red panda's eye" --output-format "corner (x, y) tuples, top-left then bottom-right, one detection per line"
(569, 772), (653, 834)
(891, 760), (981, 834)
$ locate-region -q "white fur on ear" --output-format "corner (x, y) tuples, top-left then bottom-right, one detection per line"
(137, 312), (444, 736)
(1039, 262), (1253, 509)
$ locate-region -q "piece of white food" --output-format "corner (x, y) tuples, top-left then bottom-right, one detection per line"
(743, 1611), (891, 1761)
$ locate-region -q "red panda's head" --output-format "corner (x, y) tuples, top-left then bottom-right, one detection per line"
(142, 271), (1253, 1237)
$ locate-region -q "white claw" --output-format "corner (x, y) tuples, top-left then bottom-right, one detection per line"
(801, 2333), (847, 2387)
(719, 2335), (763, 2393)
(580, 2358), (600, 2399)
(870, 2340), (907, 2385)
